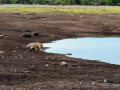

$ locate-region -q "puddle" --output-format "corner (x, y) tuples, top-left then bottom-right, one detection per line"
(44, 37), (120, 65)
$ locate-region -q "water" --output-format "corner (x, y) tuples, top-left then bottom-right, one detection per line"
(44, 37), (120, 65)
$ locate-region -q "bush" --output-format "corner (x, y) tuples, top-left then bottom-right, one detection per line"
(54, 0), (63, 5)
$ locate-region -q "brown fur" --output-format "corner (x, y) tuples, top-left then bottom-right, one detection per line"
(27, 42), (43, 50)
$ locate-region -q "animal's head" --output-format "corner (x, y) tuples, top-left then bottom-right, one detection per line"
(39, 43), (43, 49)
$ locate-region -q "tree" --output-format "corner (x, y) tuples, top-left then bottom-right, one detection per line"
(54, 0), (63, 5)
(99, 0), (107, 5)
(0, 0), (119, 5)
(112, 0), (120, 5)
(63, 0), (76, 5)
(81, 0), (91, 5)
(105, 0), (113, 5)
(75, 0), (81, 4)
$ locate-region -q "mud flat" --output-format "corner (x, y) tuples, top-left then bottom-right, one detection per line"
(0, 13), (120, 90)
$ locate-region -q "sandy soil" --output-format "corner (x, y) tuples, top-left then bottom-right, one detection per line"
(0, 13), (120, 90)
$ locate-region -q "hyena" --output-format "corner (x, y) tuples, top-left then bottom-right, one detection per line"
(27, 42), (43, 50)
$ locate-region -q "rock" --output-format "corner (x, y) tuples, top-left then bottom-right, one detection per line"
(52, 57), (55, 60)
(32, 32), (39, 36)
(0, 51), (5, 54)
(104, 78), (114, 83)
(105, 23), (108, 25)
(60, 61), (68, 66)
(25, 71), (30, 73)
(14, 70), (17, 72)
(117, 28), (120, 30)
(0, 33), (6, 37)
(0, 35), (4, 37)
(45, 64), (49, 67)
(21, 33), (32, 38)
(104, 78), (107, 83)
(81, 16), (83, 18)
(31, 65), (35, 68)
(80, 82), (84, 85)
(92, 82), (96, 85)
(44, 57), (48, 60)
(66, 53), (72, 55)
(5, 36), (7, 38)
(110, 28), (113, 30)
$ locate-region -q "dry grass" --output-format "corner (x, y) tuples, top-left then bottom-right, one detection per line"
(0, 5), (120, 14)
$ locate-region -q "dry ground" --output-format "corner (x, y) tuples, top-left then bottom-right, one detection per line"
(0, 13), (120, 90)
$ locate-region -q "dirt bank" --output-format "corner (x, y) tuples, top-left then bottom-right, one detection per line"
(0, 13), (120, 90)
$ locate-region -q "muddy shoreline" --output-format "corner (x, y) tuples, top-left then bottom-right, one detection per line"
(0, 13), (120, 90)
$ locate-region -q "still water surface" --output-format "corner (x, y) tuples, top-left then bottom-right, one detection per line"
(44, 38), (120, 65)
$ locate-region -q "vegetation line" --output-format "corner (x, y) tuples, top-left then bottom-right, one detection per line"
(0, 5), (120, 14)
(0, 0), (120, 6)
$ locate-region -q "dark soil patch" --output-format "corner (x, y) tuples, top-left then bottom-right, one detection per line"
(0, 13), (120, 90)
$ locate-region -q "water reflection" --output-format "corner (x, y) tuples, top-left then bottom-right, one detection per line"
(44, 38), (120, 65)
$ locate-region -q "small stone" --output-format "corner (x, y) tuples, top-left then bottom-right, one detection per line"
(5, 36), (7, 38)
(117, 28), (120, 30)
(104, 78), (107, 83)
(21, 33), (32, 38)
(60, 61), (68, 66)
(2, 56), (4, 57)
(44, 57), (48, 60)
(31, 57), (35, 59)
(80, 82), (84, 85)
(45, 64), (49, 67)
(14, 51), (17, 52)
(14, 70), (17, 72)
(0, 35), (4, 37)
(81, 16), (83, 18)
(52, 57), (55, 60)
(92, 82), (96, 85)
(25, 71), (30, 73)
(0, 51), (5, 54)
(105, 23), (108, 25)
(31, 65), (35, 68)
(66, 53), (72, 55)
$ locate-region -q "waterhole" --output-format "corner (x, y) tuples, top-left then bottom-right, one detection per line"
(44, 37), (120, 65)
